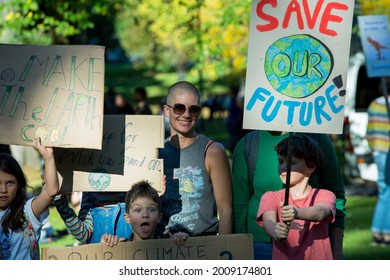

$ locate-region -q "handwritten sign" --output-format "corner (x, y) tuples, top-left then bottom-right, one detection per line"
(243, 0), (355, 134)
(41, 234), (254, 260)
(0, 44), (105, 149)
(54, 115), (165, 192)
(358, 15), (390, 77)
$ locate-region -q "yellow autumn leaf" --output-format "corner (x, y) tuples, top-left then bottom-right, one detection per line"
(5, 11), (14, 21)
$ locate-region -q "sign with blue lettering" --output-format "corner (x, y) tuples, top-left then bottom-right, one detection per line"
(358, 15), (390, 77)
(0, 44), (105, 149)
(244, 0), (354, 133)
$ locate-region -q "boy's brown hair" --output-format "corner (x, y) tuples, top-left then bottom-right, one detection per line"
(275, 134), (324, 171)
(125, 180), (162, 213)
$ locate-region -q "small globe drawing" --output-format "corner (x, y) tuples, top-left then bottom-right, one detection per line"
(88, 169), (111, 191)
(264, 34), (333, 98)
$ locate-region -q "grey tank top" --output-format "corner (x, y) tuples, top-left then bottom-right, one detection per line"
(157, 134), (218, 236)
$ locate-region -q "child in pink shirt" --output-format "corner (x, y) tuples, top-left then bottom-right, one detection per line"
(257, 134), (336, 260)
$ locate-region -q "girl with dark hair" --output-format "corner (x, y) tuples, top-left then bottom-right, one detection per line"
(0, 137), (59, 260)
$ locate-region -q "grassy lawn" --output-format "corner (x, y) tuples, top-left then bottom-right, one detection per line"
(344, 196), (390, 260)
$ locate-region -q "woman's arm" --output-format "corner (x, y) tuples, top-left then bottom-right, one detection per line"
(206, 142), (233, 234)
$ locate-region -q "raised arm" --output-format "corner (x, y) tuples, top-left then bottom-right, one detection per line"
(31, 136), (59, 218)
(53, 195), (93, 244)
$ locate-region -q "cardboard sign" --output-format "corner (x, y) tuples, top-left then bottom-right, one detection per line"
(0, 44), (105, 149)
(54, 115), (165, 192)
(41, 234), (253, 260)
(358, 14), (390, 77)
(243, 0), (355, 134)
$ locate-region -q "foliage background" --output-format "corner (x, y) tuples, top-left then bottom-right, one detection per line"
(3, 0), (389, 94)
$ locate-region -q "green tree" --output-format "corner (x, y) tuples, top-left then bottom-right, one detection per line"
(0, 0), (123, 44)
(116, 0), (251, 90)
(1, 0), (253, 91)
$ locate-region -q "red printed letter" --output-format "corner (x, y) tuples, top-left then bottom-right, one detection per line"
(256, 0), (278, 32)
(303, 0), (324, 29)
(320, 2), (348, 36)
(283, 0), (304, 30)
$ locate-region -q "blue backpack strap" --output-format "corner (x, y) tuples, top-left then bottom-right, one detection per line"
(244, 130), (259, 196)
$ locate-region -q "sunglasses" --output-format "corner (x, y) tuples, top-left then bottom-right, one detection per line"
(167, 103), (202, 117)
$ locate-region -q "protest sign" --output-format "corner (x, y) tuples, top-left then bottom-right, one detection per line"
(41, 234), (253, 260)
(0, 44), (105, 149)
(358, 14), (390, 77)
(244, 0), (355, 134)
(55, 115), (164, 192)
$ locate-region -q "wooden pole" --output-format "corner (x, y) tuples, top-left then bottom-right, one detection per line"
(284, 132), (294, 206)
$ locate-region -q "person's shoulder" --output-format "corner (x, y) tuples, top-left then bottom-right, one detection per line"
(261, 190), (282, 201)
(24, 196), (36, 211)
(264, 189), (282, 197)
(202, 136), (228, 160)
(312, 188), (336, 198)
(375, 96), (386, 102)
(205, 138), (225, 152)
(26, 196), (50, 223)
(370, 96), (386, 106)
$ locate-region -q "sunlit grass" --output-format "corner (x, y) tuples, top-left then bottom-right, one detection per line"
(39, 206), (78, 249)
(344, 196), (390, 260)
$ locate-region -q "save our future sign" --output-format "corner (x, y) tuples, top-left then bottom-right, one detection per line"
(243, 0), (355, 134)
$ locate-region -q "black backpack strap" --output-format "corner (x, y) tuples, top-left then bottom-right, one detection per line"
(244, 131), (259, 196)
